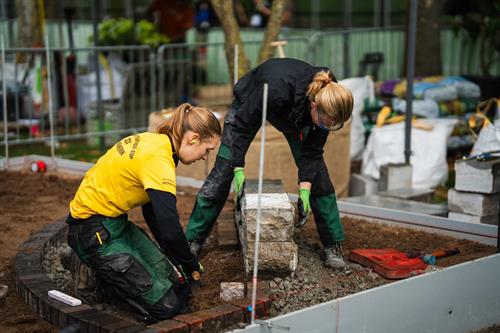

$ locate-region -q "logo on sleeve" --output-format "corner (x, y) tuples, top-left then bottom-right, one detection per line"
(162, 178), (176, 187)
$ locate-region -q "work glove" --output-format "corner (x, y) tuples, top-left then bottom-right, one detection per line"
(233, 167), (245, 201)
(296, 188), (311, 228)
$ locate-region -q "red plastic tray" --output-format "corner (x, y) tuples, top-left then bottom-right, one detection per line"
(349, 248), (428, 279)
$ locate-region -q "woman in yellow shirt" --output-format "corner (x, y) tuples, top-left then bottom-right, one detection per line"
(67, 103), (221, 323)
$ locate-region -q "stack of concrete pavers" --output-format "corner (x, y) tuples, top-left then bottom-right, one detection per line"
(237, 180), (298, 274)
(448, 158), (500, 225)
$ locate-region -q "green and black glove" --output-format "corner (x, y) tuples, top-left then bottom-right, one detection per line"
(233, 167), (245, 201)
(296, 188), (311, 228)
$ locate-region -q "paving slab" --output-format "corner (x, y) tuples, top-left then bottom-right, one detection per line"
(343, 195), (448, 216)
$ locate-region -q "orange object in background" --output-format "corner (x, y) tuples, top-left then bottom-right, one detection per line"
(349, 248), (428, 279)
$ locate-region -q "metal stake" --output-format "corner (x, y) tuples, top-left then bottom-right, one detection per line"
(250, 83), (268, 324)
(1, 34), (8, 169)
(44, 34), (56, 168)
(404, 0), (417, 164)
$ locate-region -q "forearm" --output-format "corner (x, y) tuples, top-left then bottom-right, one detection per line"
(299, 181), (312, 191)
(144, 189), (198, 272)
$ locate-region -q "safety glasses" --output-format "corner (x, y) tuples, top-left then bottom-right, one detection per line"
(317, 106), (344, 132)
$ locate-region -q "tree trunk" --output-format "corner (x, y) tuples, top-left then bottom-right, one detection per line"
(403, 0), (442, 77)
(210, 0), (251, 82)
(257, 0), (286, 64)
(15, 0), (43, 48)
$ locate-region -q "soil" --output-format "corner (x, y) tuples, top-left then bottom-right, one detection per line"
(0, 170), (497, 333)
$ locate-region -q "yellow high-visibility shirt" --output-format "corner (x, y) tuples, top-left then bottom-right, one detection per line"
(70, 132), (177, 219)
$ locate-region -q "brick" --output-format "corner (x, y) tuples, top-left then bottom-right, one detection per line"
(211, 304), (244, 326)
(137, 329), (164, 333)
(114, 323), (148, 333)
(174, 308), (242, 332)
(15, 252), (43, 276)
(455, 158), (500, 194)
(173, 313), (204, 332)
(448, 189), (499, 216)
(101, 319), (143, 333)
(86, 312), (124, 333)
(40, 297), (68, 327)
(230, 297), (271, 322)
(74, 308), (107, 332)
(59, 304), (93, 327)
(150, 319), (189, 333)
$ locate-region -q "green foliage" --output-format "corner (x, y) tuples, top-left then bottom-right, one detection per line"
(90, 18), (170, 47)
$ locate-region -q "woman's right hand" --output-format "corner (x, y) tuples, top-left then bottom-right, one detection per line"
(233, 167), (245, 200)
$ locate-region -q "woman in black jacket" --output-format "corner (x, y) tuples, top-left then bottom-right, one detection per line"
(186, 58), (353, 270)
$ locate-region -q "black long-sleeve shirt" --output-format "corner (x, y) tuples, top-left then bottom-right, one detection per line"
(228, 58), (335, 183)
(141, 189), (198, 274)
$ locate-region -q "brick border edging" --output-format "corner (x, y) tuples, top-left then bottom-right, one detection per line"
(14, 220), (273, 333)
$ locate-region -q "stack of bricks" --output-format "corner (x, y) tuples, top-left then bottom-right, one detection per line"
(448, 158), (500, 225)
(237, 180), (298, 274)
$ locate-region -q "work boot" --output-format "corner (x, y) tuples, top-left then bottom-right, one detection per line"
(188, 241), (202, 258)
(322, 242), (347, 271)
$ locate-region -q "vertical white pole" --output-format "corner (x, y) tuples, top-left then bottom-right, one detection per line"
(1, 34), (8, 169)
(250, 83), (268, 324)
(44, 34), (56, 168)
(234, 44), (239, 85)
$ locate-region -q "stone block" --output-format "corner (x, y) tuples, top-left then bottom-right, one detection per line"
(448, 212), (498, 225)
(455, 158), (500, 194)
(349, 173), (378, 197)
(378, 163), (412, 191)
(343, 195), (448, 217)
(220, 282), (245, 301)
(448, 189), (499, 216)
(379, 187), (434, 203)
(241, 193), (295, 242)
(245, 241), (298, 273)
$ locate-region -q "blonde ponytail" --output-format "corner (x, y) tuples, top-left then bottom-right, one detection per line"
(157, 103), (221, 150)
(306, 70), (333, 100)
(307, 70), (353, 127)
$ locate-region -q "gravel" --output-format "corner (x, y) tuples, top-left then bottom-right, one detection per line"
(42, 243), (74, 293)
(268, 237), (385, 316)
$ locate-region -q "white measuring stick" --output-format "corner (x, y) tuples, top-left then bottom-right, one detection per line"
(234, 44), (239, 85)
(48, 290), (82, 306)
(250, 83), (268, 324)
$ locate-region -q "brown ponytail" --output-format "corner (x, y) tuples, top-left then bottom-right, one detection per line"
(157, 103), (221, 150)
(307, 70), (353, 127)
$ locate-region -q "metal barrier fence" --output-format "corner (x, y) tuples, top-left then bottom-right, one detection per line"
(1, 27), (497, 165)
